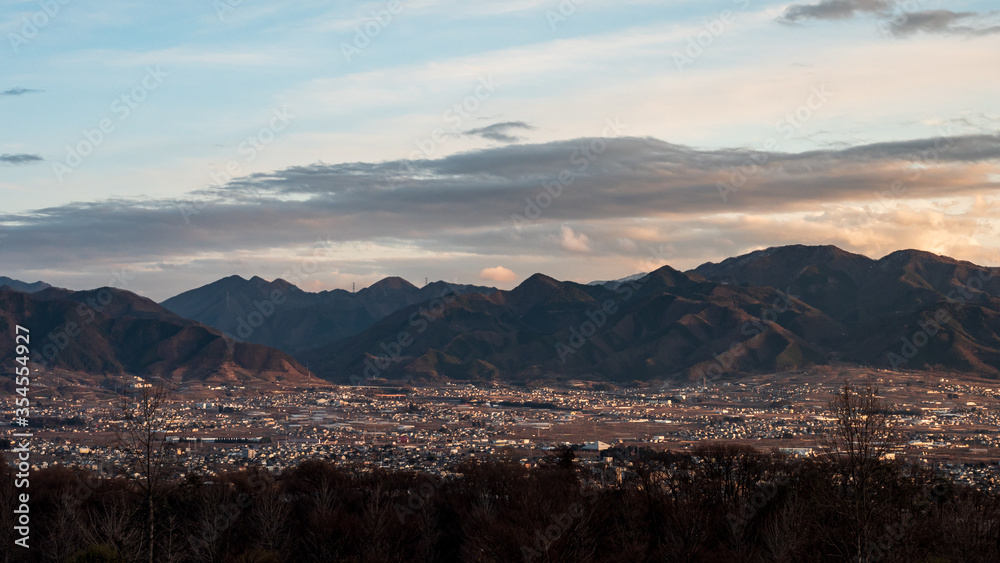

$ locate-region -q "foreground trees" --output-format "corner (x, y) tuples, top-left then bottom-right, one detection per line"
(112, 381), (176, 563)
(825, 378), (899, 489)
(824, 379), (906, 561)
(2, 446), (999, 562)
(4, 378), (998, 562)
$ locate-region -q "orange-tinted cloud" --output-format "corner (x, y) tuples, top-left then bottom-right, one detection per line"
(479, 266), (518, 282)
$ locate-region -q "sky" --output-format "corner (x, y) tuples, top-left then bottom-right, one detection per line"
(1, 0), (999, 301)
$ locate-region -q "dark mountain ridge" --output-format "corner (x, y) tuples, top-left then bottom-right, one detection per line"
(299, 263), (841, 383)
(160, 275), (498, 354)
(692, 245), (1000, 375)
(0, 277), (52, 293)
(0, 287), (316, 384)
(8, 244), (1000, 384)
(295, 246), (1000, 383)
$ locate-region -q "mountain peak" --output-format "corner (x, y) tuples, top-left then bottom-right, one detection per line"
(0, 288), (315, 383)
(694, 245), (862, 272)
(503, 273), (595, 309)
(0, 277), (52, 293)
(245, 276), (300, 293)
(691, 244), (874, 284)
(269, 277), (299, 291)
(514, 273), (561, 291)
(365, 276), (417, 292)
(879, 248), (954, 265)
(647, 264), (695, 287)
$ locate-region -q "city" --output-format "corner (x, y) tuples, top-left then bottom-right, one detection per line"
(7, 366), (1000, 487)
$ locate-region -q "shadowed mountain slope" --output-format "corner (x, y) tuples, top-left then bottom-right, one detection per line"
(0, 288), (317, 384)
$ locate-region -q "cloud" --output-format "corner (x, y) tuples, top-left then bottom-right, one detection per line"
(479, 266), (518, 282)
(780, 0), (893, 23)
(557, 225), (591, 253)
(889, 10), (1000, 37)
(1, 88), (42, 97)
(463, 121), (535, 143)
(0, 154), (43, 165)
(2, 133), (1000, 297)
(778, 1), (1000, 38)
(7, 133), (1000, 230)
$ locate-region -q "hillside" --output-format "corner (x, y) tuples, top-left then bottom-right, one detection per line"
(0, 287), (319, 384)
(0, 277), (52, 293)
(298, 247), (1000, 383)
(693, 245), (1000, 375)
(8, 244), (1000, 385)
(160, 275), (498, 354)
(300, 264), (843, 384)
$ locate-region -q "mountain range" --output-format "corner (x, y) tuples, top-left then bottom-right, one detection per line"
(160, 275), (497, 354)
(0, 276), (51, 293)
(3, 244), (1000, 384)
(0, 286), (315, 384)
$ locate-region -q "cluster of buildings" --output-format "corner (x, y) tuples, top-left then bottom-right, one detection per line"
(5, 369), (1000, 487)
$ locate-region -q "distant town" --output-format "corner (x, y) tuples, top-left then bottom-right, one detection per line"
(7, 365), (1000, 489)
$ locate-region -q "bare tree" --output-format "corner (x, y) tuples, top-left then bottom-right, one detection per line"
(79, 490), (144, 563)
(0, 462), (17, 563)
(824, 377), (900, 561)
(113, 380), (177, 563)
(824, 378), (898, 490)
(251, 487), (289, 554)
(188, 483), (240, 563)
(41, 488), (83, 563)
(763, 493), (809, 562)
